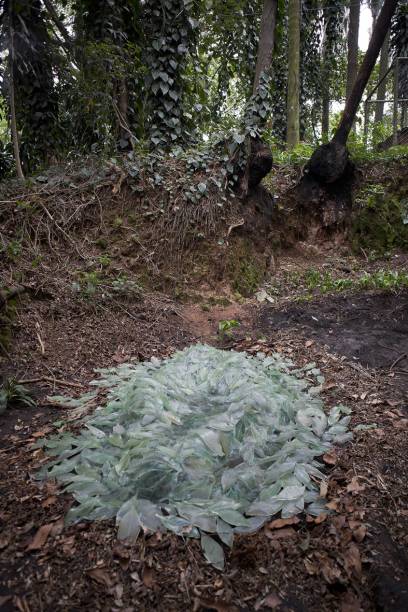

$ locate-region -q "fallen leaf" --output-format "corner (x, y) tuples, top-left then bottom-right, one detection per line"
(61, 535), (76, 555)
(322, 382), (336, 391)
(268, 516), (300, 529)
(265, 527), (296, 540)
(343, 543), (362, 577)
(142, 567), (156, 589)
(50, 518), (64, 536)
(87, 567), (114, 588)
(393, 419), (408, 429)
(347, 477), (365, 494)
(264, 592), (282, 609)
(41, 496), (57, 508)
(304, 557), (318, 575)
(360, 391), (368, 400)
(0, 535), (10, 550)
(352, 524), (367, 543)
(26, 523), (54, 551)
(320, 480), (329, 498)
(326, 499), (340, 511)
(305, 340), (314, 348)
(323, 451), (337, 465)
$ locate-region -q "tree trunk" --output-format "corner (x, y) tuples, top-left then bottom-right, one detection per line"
(374, 28), (390, 123)
(334, 0), (397, 146)
(238, 0), (277, 195)
(321, 20), (330, 143)
(287, 0), (300, 149)
(346, 0), (360, 101)
(9, 2), (24, 180)
(253, 0), (278, 94)
(306, 0), (398, 184)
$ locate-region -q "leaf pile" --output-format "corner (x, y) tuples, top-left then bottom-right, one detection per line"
(37, 345), (352, 569)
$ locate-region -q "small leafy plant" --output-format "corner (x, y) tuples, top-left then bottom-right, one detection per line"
(0, 378), (36, 415)
(218, 319), (240, 339)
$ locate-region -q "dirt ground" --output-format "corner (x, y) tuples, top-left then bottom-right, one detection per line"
(1, 263), (408, 612)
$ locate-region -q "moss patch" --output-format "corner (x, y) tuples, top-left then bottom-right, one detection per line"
(227, 239), (266, 297)
(350, 185), (408, 256)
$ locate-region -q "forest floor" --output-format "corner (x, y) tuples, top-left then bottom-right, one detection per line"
(1, 242), (408, 612)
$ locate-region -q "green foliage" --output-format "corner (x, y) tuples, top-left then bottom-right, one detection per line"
(218, 319), (240, 338)
(0, 378), (36, 415)
(36, 344), (351, 567)
(293, 267), (408, 297)
(351, 184), (408, 255)
(143, 0), (197, 149)
(73, 270), (143, 300)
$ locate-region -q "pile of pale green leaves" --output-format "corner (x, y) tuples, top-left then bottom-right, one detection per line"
(36, 345), (351, 569)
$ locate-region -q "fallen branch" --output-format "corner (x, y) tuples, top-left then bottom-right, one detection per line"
(17, 376), (85, 389)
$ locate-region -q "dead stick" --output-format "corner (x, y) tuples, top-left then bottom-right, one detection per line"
(390, 354), (407, 370)
(17, 376), (84, 389)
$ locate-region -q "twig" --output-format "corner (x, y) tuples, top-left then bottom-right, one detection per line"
(390, 353), (407, 370)
(17, 376), (84, 389)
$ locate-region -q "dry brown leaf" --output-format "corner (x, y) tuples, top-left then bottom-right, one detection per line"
(142, 567), (156, 589)
(320, 480), (329, 498)
(304, 557), (318, 575)
(265, 527), (296, 540)
(323, 451), (337, 465)
(268, 516), (300, 529)
(347, 477), (365, 494)
(264, 592), (282, 609)
(393, 419), (408, 429)
(61, 535), (76, 555)
(322, 382), (337, 391)
(41, 496), (57, 508)
(352, 524), (367, 543)
(360, 391), (368, 400)
(0, 535), (10, 550)
(26, 523), (54, 551)
(305, 340), (314, 348)
(87, 567), (114, 588)
(343, 543), (362, 577)
(326, 499), (340, 511)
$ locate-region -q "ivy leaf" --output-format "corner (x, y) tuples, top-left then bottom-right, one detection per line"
(197, 182), (207, 194)
(201, 534), (225, 570)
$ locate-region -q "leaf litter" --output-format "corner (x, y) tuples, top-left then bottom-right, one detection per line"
(34, 344), (352, 568)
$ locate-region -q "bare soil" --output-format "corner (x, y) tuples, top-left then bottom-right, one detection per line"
(1, 280), (408, 611)
(259, 290), (408, 392)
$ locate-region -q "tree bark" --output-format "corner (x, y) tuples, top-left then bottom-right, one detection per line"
(321, 19), (330, 143)
(346, 0), (360, 102)
(374, 28), (390, 123)
(238, 0), (277, 196)
(333, 0), (398, 146)
(9, 2), (24, 180)
(252, 0), (278, 94)
(306, 0), (398, 184)
(287, 0), (300, 149)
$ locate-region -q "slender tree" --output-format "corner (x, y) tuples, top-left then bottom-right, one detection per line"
(287, 0), (300, 148)
(307, 0), (399, 183)
(346, 0), (361, 101)
(374, 28), (390, 123)
(7, 0), (24, 179)
(253, 0), (278, 93)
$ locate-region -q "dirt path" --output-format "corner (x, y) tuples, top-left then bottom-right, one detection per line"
(1, 288), (408, 611)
